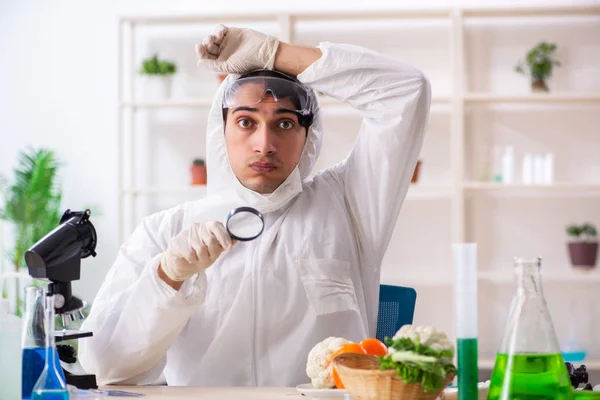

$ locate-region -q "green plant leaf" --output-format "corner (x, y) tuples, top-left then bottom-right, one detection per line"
(582, 224), (597, 238)
(566, 224), (582, 237)
(517, 42), (560, 81)
(0, 147), (62, 272)
(140, 54), (177, 76)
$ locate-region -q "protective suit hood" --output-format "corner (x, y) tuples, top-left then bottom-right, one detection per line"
(205, 73), (323, 213)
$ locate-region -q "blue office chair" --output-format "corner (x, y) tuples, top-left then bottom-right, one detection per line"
(376, 284), (417, 343)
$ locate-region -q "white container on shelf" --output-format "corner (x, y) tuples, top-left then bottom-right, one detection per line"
(138, 75), (173, 100)
(501, 147), (514, 184)
(522, 153), (533, 184)
(543, 153), (554, 185)
(492, 146), (503, 183)
(533, 154), (545, 184)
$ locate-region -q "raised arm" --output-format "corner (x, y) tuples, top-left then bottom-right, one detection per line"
(297, 43), (430, 267)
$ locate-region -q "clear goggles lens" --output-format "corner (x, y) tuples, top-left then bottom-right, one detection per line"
(222, 76), (314, 116)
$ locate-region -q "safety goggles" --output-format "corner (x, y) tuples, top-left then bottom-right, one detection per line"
(222, 74), (315, 116)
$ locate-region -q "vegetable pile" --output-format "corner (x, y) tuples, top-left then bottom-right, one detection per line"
(378, 325), (457, 392)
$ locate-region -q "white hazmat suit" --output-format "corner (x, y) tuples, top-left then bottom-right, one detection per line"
(79, 42), (430, 387)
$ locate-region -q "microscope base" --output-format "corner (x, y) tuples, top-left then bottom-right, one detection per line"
(64, 370), (98, 389)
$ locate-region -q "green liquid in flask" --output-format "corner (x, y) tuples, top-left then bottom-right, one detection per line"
(487, 353), (572, 400)
(457, 338), (479, 400)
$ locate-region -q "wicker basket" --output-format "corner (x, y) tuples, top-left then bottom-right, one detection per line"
(333, 353), (455, 400)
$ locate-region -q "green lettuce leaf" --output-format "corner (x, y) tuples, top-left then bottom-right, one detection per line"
(379, 354), (456, 392)
(379, 336), (456, 392)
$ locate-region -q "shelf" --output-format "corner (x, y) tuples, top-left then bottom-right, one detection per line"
(381, 272), (454, 287)
(123, 185), (449, 200)
(121, 96), (450, 110)
(123, 186), (207, 195)
(121, 9), (453, 25)
(120, 6), (600, 25)
(121, 94), (600, 109)
(121, 13), (280, 24)
(383, 270), (600, 287)
(292, 9), (452, 21)
(465, 93), (600, 104)
(406, 185), (453, 200)
(462, 5), (600, 18)
(479, 359), (600, 370)
(318, 95), (450, 106)
(121, 99), (214, 109)
(478, 270), (600, 284)
(463, 182), (600, 197)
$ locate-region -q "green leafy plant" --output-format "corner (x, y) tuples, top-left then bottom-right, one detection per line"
(0, 148), (62, 315)
(378, 336), (456, 393)
(139, 54), (177, 76)
(515, 42), (561, 90)
(566, 223), (598, 242)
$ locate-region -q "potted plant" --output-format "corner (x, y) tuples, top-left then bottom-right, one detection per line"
(566, 223), (598, 270)
(191, 158), (207, 185)
(0, 148), (62, 316)
(139, 54), (177, 99)
(515, 42), (561, 93)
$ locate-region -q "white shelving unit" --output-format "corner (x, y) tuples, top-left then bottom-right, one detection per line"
(384, 269), (600, 287)
(118, 5), (600, 367)
(465, 93), (600, 103)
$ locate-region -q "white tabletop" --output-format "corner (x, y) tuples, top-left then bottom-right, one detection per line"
(103, 386), (306, 399)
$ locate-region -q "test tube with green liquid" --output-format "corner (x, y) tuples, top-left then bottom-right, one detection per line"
(453, 243), (479, 400)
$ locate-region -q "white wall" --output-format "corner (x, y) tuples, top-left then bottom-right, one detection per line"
(1, 0), (599, 367)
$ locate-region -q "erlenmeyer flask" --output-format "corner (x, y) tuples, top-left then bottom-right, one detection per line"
(487, 257), (572, 400)
(22, 286), (47, 399)
(31, 289), (69, 400)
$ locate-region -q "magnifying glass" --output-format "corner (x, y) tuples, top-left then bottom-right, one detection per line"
(226, 207), (265, 241)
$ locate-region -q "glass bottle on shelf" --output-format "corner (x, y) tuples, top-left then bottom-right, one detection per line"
(487, 257), (572, 400)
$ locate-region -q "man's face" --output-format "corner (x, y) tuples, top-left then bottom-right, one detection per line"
(224, 82), (307, 194)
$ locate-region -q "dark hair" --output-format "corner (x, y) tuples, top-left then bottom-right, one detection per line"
(222, 69), (314, 128)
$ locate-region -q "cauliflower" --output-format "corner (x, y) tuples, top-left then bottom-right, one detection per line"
(306, 336), (351, 389)
(393, 324), (454, 355)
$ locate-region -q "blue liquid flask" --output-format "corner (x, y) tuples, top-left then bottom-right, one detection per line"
(22, 287), (66, 399)
(31, 290), (69, 400)
(22, 286), (47, 399)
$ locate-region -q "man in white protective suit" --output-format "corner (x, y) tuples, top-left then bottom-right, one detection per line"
(79, 25), (430, 387)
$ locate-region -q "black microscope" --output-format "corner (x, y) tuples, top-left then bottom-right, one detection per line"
(25, 209), (99, 389)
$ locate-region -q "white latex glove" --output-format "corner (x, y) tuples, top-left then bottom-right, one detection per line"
(195, 25), (280, 74)
(160, 221), (235, 282)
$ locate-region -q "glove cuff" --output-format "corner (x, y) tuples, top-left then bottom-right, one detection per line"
(262, 35), (280, 70)
(160, 251), (186, 282)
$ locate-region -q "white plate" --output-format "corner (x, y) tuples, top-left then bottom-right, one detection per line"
(296, 383), (349, 398)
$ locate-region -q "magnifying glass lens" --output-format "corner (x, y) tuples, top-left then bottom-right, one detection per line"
(226, 207), (264, 241)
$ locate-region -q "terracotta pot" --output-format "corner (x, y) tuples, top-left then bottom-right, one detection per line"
(191, 160), (207, 185)
(568, 242), (598, 269)
(411, 160), (422, 184)
(531, 78), (549, 93)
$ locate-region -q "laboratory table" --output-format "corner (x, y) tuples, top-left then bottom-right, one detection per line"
(104, 386), (309, 399)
